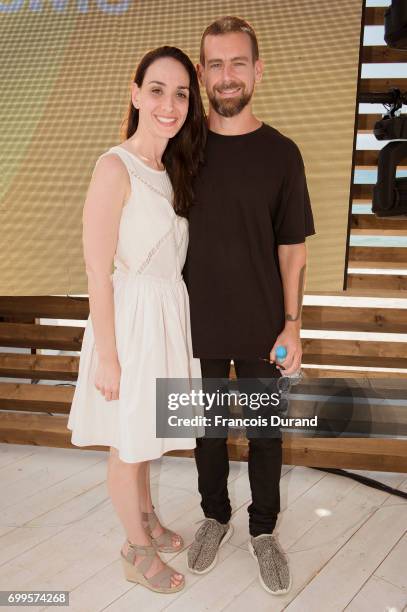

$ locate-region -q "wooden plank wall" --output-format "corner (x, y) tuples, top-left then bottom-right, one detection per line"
(349, 4), (407, 293)
(0, 3), (406, 472)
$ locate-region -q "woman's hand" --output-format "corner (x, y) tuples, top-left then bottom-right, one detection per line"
(95, 356), (121, 401)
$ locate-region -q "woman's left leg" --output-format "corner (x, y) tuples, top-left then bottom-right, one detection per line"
(139, 461), (182, 549)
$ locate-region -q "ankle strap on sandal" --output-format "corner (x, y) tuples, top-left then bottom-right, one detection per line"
(142, 511), (158, 529)
(126, 540), (156, 556)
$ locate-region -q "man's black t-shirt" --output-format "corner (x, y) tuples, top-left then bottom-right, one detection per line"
(184, 122), (316, 359)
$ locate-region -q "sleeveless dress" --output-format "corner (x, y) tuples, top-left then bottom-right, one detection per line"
(67, 145), (201, 463)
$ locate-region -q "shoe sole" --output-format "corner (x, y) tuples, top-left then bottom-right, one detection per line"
(248, 540), (292, 595)
(188, 523), (234, 575)
(157, 543), (187, 554)
(155, 539), (187, 554)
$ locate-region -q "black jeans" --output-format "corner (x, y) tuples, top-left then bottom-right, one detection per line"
(194, 358), (283, 537)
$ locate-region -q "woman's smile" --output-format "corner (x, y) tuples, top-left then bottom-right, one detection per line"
(154, 114), (178, 126)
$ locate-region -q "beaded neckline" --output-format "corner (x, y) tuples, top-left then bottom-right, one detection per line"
(116, 145), (166, 174)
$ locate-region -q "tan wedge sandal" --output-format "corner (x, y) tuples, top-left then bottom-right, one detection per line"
(142, 510), (185, 553)
(121, 539), (185, 594)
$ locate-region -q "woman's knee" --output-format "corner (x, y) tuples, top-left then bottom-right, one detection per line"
(109, 447), (144, 472)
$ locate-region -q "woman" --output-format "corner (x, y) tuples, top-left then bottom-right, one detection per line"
(67, 46), (207, 594)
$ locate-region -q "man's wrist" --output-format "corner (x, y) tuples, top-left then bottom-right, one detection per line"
(284, 319), (301, 333)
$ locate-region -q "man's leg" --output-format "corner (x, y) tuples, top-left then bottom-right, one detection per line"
(247, 436), (282, 535)
(234, 358), (283, 536)
(194, 358), (232, 524)
(234, 359), (290, 595)
(188, 358), (234, 575)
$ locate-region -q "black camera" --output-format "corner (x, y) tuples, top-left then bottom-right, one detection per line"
(385, 0), (407, 49)
(374, 114), (407, 140)
(372, 87), (407, 217)
(372, 141), (407, 217)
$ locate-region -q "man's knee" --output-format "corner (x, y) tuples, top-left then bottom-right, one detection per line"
(248, 436), (282, 451)
(196, 436), (227, 449)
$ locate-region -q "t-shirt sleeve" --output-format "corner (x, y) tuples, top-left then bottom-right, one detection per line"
(273, 141), (316, 245)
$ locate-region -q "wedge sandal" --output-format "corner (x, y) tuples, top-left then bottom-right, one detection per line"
(142, 510), (185, 553)
(121, 540), (185, 594)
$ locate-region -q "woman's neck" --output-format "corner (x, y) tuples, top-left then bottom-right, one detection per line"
(126, 127), (168, 170)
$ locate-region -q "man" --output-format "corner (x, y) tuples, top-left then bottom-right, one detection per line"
(184, 16), (316, 594)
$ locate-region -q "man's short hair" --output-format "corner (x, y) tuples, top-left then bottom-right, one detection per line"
(200, 16), (259, 65)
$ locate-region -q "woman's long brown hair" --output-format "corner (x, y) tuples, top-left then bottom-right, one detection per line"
(121, 46), (207, 217)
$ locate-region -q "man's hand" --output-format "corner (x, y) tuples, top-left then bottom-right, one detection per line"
(270, 326), (302, 375)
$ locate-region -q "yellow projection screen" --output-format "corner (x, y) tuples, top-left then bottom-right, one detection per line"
(0, 0), (363, 295)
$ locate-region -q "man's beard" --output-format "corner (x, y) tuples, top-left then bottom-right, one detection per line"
(208, 81), (253, 118)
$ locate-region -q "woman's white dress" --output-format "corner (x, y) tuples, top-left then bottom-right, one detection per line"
(67, 145), (201, 463)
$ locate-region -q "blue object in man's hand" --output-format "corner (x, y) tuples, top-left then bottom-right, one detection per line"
(275, 345), (287, 363)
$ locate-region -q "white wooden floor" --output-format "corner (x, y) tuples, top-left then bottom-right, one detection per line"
(0, 444), (406, 612)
